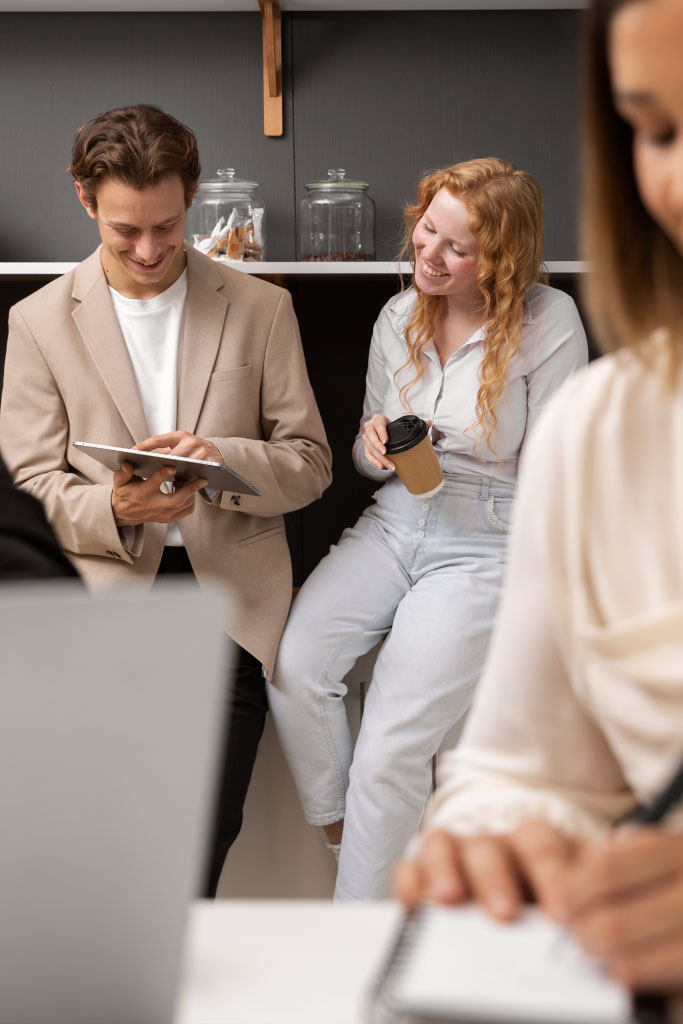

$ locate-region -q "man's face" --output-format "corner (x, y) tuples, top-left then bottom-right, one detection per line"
(75, 174), (190, 299)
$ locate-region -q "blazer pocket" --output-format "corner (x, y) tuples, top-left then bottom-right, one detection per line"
(210, 364), (252, 383)
(237, 525), (285, 548)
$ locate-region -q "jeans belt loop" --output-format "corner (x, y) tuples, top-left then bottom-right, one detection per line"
(479, 477), (491, 501)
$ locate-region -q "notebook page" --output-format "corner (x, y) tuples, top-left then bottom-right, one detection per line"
(389, 905), (631, 1024)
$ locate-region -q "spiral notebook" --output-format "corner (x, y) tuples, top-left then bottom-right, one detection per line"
(365, 904), (633, 1024)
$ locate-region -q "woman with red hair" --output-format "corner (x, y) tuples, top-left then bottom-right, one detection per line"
(269, 158), (587, 900)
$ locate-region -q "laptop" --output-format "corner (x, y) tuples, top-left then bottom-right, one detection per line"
(0, 580), (231, 1024)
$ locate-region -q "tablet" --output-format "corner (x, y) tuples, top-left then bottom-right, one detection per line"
(73, 442), (261, 495)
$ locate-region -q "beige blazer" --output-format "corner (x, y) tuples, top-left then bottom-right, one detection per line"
(0, 245), (332, 675)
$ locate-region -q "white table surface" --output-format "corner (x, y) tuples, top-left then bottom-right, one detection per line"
(174, 900), (402, 1024)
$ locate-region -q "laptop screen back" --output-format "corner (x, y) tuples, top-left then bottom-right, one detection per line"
(0, 581), (230, 1024)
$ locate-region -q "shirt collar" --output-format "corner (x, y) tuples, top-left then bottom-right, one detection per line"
(386, 288), (418, 332)
(388, 285), (535, 332)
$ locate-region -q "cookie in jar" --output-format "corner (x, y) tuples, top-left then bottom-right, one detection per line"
(188, 168), (265, 262)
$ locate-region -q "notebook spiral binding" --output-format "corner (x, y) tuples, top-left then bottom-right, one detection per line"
(363, 906), (425, 1024)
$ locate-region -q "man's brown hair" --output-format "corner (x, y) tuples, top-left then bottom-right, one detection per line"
(68, 104), (200, 210)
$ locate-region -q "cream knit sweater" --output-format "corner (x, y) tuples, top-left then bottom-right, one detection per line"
(425, 332), (683, 839)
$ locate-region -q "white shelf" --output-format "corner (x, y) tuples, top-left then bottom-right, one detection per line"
(1, 263), (80, 279)
(0, 260), (587, 279)
(0, 2), (587, 11)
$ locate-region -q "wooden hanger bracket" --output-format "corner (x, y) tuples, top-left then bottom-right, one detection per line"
(257, 0), (283, 137)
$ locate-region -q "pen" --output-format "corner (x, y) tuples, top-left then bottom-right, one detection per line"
(621, 756), (683, 825)
(549, 761), (683, 1019)
(621, 756), (683, 1024)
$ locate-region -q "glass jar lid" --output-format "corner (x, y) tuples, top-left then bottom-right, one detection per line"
(195, 168), (260, 193)
(304, 168), (369, 191)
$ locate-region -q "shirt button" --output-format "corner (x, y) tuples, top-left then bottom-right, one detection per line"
(418, 518), (426, 526)
(417, 530), (425, 538)
(422, 504), (429, 511)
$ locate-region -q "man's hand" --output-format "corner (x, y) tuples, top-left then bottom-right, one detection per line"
(111, 462), (207, 527)
(560, 828), (683, 992)
(393, 821), (579, 922)
(134, 430), (223, 463)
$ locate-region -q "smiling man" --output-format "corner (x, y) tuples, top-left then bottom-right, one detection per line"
(0, 104), (332, 896)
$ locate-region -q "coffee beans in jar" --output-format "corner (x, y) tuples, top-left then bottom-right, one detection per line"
(302, 252), (374, 262)
(299, 169), (375, 262)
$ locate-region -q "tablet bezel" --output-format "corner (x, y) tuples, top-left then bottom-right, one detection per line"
(73, 442), (261, 495)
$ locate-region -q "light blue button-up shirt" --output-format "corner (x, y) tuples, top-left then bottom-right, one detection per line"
(353, 283), (588, 485)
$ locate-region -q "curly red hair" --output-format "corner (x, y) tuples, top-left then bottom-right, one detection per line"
(398, 158), (546, 456)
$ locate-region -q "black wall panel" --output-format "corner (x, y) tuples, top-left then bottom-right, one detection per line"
(0, 10), (581, 262)
(291, 11), (582, 260)
(0, 12), (295, 261)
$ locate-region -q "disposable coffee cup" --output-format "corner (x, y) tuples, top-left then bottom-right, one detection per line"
(384, 415), (444, 499)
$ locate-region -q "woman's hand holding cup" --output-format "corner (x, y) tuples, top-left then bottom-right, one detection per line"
(363, 414), (395, 471)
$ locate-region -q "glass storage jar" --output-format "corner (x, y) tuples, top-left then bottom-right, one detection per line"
(299, 168), (375, 261)
(187, 168), (265, 262)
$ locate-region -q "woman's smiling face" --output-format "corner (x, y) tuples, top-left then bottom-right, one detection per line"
(412, 189), (480, 303)
(609, 0), (683, 256)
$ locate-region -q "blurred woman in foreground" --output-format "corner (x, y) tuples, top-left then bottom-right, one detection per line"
(396, 0), (683, 999)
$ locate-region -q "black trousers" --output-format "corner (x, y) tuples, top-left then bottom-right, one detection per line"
(156, 547), (268, 897)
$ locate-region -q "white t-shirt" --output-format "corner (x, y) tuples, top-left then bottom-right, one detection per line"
(110, 270), (187, 547)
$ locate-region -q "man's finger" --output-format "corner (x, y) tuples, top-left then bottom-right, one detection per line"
(135, 431), (183, 452)
(113, 460), (135, 486)
(143, 466), (177, 490)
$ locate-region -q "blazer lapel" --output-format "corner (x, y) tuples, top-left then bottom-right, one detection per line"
(177, 246), (229, 435)
(71, 250), (150, 443)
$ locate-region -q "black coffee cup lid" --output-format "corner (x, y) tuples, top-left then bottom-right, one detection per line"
(385, 415), (429, 454)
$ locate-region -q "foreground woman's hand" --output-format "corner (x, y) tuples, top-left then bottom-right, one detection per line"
(560, 828), (683, 993)
(393, 821), (579, 922)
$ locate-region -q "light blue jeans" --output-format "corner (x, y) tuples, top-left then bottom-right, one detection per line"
(267, 472), (515, 899)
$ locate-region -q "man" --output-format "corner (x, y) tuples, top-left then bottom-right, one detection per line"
(0, 104), (332, 895)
